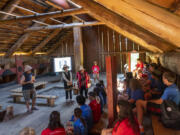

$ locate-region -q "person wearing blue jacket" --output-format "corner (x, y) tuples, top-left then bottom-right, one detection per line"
(73, 108), (87, 135)
(76, 95), (93, 130)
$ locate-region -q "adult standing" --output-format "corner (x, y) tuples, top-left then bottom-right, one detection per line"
(92, 61), (100, 84)
(77, 66), (89, 98)
(20, 65), (37, 113)
(62, 65), (73, 102)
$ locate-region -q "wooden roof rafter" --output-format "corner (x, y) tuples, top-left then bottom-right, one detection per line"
(1, 0), (21, 20)
(94, 0), (180, 48)
(47, 30), (73, 55)
(70, 0), (175, 53)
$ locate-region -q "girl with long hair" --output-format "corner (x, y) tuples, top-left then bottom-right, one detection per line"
(73, 108), (87, 135)
(41, 111), (66, 135)
(101, 100), (140, 135)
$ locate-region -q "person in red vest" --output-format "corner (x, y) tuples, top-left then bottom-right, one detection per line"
(41, 111), (66, 135)
(88, 91), (101, 123)
(76, 66), (89, 98)
(101, 100), (140, 135)
(92, 61), (100, 84)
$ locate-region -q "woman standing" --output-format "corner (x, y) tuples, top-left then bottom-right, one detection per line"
(62, 65), (73, 102)
(76, 66), (89, 98)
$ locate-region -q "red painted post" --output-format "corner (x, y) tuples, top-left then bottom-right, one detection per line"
(106, 56), (117, 127)
(15, 55), (23, 84)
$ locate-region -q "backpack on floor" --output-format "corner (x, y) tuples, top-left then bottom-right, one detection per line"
(160, 100), (180, 130)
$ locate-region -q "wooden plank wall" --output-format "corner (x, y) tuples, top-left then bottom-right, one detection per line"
(96, 25), (146, 73)
(52, 35), (75, 72)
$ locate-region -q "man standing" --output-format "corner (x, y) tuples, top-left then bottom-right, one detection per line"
(62, 65), (73, 102)
(20, 65), (37, 113)
(92, 61), (100, 84)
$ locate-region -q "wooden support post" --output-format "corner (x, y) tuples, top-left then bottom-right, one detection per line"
(73, 26), (84, 72)
(15, 55), (23, 84)
(106, 56), (117, 126)
(128, 53), (131, 72)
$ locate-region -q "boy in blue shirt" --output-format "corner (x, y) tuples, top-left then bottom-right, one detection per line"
(75, 95), (93, 130)
(136, 72), (180, 135)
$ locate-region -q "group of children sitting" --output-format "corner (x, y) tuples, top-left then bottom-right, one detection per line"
(19, 80), (107, 135)
(115, 61), (180, 135)
(19, 60), (180, 135)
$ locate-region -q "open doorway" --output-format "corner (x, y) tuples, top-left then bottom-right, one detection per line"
(130, 53), (139, 72)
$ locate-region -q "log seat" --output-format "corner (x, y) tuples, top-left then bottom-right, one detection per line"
(151, 115), (180, 135)
(11, 93), (58, 107)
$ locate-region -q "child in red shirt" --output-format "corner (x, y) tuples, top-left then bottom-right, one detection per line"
(41, 111), (66, 135)
(88, 92), (101, 123)
(92, 61), (100, 83)
(101, 100), (140, 135)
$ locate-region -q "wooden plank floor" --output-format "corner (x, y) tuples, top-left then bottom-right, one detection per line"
(152, 115), (180, 135)
(0, 74), (107, 135)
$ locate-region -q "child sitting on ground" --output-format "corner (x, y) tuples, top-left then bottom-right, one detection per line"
(88, 92), (101, 123)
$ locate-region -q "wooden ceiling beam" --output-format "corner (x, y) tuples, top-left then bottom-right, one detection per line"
(5, 22), (45, 57)
(25, 21), (104, 32)
(0, 8), (87, 25)
(71, 0), (175, 53)
(31, 29), (61, 54)
(13, 4), (65, 24)
(94, 0), (180, 47)
(1, 0), (21, 20)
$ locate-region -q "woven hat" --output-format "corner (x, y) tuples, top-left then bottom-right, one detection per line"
(79, 66), (84, 71)
(24, 65), (32, 72)
(63, 65), (69, 70)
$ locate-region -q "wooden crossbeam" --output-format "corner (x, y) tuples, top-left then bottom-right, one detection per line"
(25, 21), (104, 31)
(13, 5), (65, 24)
(31, 29), (61, 54)
(71, 0), (176, 53)
(0, 8), (87, 25)
(1, 0), (21, 20)
(94, 0), (180, 47)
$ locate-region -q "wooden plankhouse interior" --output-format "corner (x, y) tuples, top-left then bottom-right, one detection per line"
(0, 0), (180, 135)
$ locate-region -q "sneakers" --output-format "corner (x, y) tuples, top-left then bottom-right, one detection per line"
(31, 107), (38, 111)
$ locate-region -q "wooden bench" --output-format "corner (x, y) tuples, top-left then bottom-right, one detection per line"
(11, 93), (58, 107)
(10, 82), (47, 93)
(89, 108), (109, 135)
(152, 115), (180, 135)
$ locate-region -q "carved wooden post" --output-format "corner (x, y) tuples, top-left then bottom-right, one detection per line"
(73, 26), (84, 72)
(106, 56), (117, 126)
